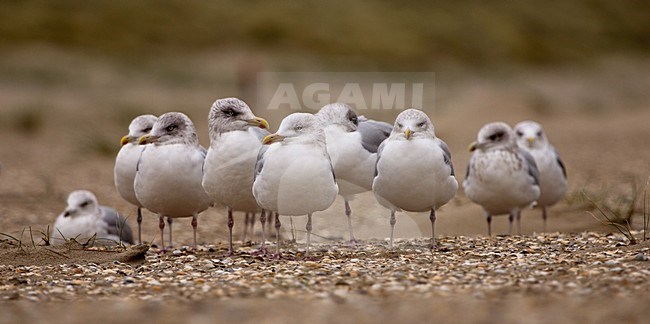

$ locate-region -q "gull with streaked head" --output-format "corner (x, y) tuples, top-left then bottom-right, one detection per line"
(316, 103), (392, 243)
(463, 122), (540, 236)
(202, 97), (270, 255)
(135, 112), (212, 249)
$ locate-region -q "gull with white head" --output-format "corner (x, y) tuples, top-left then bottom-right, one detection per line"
(514, 121), (567, 231)
(202, 97), (270, 255)
(135, 112), (212, 249)
(253, 113), (338, 258)
(316, 103), (392, 243)
(372, 109), (458, 248)
(52, 190), (134, 245)
(463, 122), (541, 236)
(114, 114), (157, 244)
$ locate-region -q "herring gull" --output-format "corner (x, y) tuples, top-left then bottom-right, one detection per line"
(253, 113), (338, 258)
(316, 103), (392, 242)
(135, 112), (212, 249)
(114, 114), (157, 244)
(202, 97), (270, 255)
(372, 109), (457, 248)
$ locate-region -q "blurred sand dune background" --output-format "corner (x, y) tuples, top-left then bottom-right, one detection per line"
(0, 1), (649, 245)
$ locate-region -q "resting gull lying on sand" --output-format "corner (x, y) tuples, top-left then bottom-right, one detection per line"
(52, 190), (134, 245)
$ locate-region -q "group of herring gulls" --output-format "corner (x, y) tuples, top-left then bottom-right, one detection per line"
(51, 97), (567, 258)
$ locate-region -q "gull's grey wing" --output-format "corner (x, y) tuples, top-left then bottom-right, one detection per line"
(100, 206), (134, 244)
(520, 148), (540, 186)
(373, 140), (387, 178)
(438, 139), (455, 176)
(465, 153), (474, 180)
(552, 147), (567, 179)
(357, 118), (393, 153)
(324, 151), (337, 184)
(199, 145), (207, 174)
(251, 127), (271, 141)
(254, 145), (269, 182)
(135, 145), (147, 172)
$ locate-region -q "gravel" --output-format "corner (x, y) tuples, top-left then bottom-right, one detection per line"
(1, 231), (649, 303)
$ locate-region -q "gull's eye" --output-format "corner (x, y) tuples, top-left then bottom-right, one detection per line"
(295, 126), (303, 131)
(80, 201), (89, 208)
(516, 131), (523, 137)
(165, 125), (177, 132)
(417, 122), (426, 128)
(142, 127), (152, 133)
(346, 109), (358, 126)
(488, 132), (504, 141)
(396, 123), (403, 129)
(536, 131), (542, 137)
(223, 109), (236, 117)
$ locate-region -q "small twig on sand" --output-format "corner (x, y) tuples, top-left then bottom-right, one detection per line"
(44, 248), (70, 259)
(643, 177), (650, 241)
(290, 229), (338, 242)
(29, 227), (36, 248)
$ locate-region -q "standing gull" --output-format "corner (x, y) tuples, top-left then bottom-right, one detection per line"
(253, 113), (338, 258)
(316, 103), (392, 242)
(202, 97), (270, 255)
(463, 122), (540, 236)
(114, 114), (157, 244)
(372, 109), (457, 248)
(52, 190), (134, 245)
(135, 112), (212, 249)
(514, 121), (567, 231)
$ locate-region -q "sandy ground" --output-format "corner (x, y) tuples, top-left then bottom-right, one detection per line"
(0, 49), (649, 322)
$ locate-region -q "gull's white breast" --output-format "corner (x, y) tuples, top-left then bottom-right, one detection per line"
(373, 138), (458, 212)
(203, 129), (261, 212)
(463, 149), (540, 215)
(135, 144), (211, 217)
(253, 144), (338, 216)
(51, 213), (103, 244)
(114, 143), (145, 207)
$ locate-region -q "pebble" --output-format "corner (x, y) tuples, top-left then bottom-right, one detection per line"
(634, 253), (648, 261)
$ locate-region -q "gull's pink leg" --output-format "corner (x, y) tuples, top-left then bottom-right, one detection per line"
(227, 207), (234, 256)
(137, 207), (143, 244)
(305, 213), (312, 258)
(389, 210), (396, 249)
(344, 200), (358, 244)
(429, 208), (436, 248)
(274, 213), (281, 259)
(191, 213), (198, 249)
(158, 215), (166, 251)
